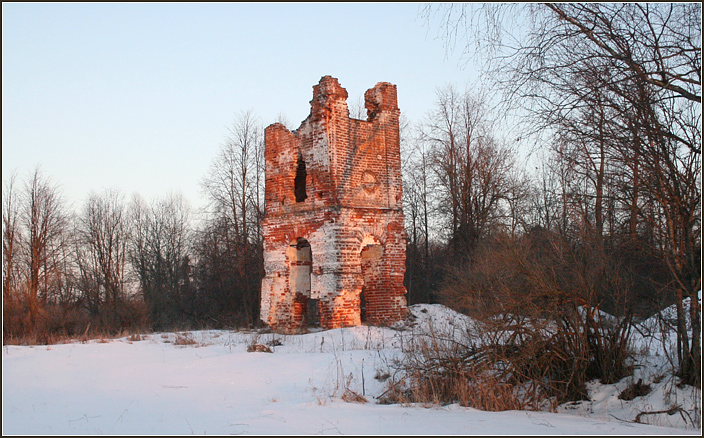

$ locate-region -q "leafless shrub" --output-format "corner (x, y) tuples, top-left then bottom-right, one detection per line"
(384, 230), (639, 411)
(382, 326), (553, 411)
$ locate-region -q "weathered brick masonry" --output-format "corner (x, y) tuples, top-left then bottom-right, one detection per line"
(260, 76), (408, 332)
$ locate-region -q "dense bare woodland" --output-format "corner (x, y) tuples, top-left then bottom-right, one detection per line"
(3, 2), (701, 406)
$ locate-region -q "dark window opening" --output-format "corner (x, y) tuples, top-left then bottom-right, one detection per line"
(306, 298), (320, 327)
(294, 156), (307, 202)
(360, 289), (367, 323)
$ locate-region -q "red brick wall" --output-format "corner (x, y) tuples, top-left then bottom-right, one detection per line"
(260, 76), (408, 333)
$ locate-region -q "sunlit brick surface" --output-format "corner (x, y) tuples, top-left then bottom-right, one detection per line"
(260, 76), (408, 333)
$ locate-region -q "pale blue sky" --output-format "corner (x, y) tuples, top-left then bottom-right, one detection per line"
(3, 2), (481, 210)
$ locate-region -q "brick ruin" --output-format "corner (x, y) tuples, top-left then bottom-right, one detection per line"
(260, 76), (408, 333)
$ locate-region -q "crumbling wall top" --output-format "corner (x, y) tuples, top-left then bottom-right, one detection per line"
(365, 82), (398, 121)
(310, 76), (349, 120)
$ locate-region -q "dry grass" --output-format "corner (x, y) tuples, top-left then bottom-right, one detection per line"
(342, 388), (368, 403)
(173, 333), (198, 346)
(3, 326), (151, 346)
(4, 298), (151, 346)
(246, 334), (273, 353)
(247, 343), (273, 353)
(619, 379), (652, 400)
(380, 331), (546, 411)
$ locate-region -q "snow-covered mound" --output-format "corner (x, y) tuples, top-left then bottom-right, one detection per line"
(2, 303), (700, 435)
(408, 303), (477, 330)
(559, 373), (700, 430)
(638, 296), (700, 334)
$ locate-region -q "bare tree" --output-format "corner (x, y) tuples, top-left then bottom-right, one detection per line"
(420, 85), (522, 258)
(75, 190), (129, 328)
(203, 111), (264, 248)
(20, 169), (68, 331)
(197, 111), (265, 326)
(632, 96), (701, 385)
(402, 117), (438, 303)
(403, 136), (433, 263)
(3, 174), (22, 335)
(426, 2), (701, 385)
(427, 4), (700, 103)
(128, 194), (193, 330)
(542, 3), (701, 105)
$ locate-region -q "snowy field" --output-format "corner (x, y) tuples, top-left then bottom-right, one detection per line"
(3, 304), (701, 435)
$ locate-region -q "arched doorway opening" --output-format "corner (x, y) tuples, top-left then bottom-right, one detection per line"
(289, 238), (318, 326)
(360, 243), (383, 324)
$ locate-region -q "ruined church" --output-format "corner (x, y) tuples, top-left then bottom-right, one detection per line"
(260, 76), (408, 332)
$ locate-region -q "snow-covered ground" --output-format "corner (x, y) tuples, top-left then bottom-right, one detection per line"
(3, 304), (701, 435)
